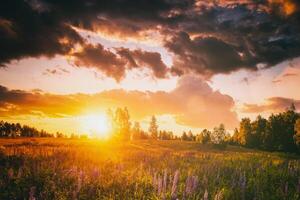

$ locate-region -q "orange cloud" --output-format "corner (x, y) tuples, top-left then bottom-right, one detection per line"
(242, 97), (300, 113)
(0, 76), (238, 129)
(268, 0), (297, 16)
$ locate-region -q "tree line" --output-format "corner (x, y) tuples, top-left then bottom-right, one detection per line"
(107, 107), (229, 149)
(1, 105), (300, 154)
(108, 106), (300, 153)
(231, 104), (300, 153)
(0, 121), (53, 138)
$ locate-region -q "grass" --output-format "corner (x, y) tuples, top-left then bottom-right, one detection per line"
(0, 138), (300, 199)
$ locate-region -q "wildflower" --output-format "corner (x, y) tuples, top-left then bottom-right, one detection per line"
(157, 175), (163, 195)
(185, 175), (198, 195)
(240, 171), (246, 200)
(203, 189), (209, 200)
(163, 169), (168, 193)
(162, 169), (168, 200)
(7, 168), (14, 179)
(29, 186), (36, 200)
(171, 170), (180, 200)
(214, 189), (224, 200)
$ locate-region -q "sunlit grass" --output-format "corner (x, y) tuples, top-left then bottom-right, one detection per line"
(0, 138), (300, 199)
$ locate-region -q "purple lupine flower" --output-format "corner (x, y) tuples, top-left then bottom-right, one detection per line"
(157, 175), (163, 195)
(29, 186), (36, 200)
(171, 170), (180, 200)
(186, 175), (199, 195)
(240, 171), (246, 200)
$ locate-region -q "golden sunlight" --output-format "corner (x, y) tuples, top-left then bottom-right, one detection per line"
(80, 114), (111, 138)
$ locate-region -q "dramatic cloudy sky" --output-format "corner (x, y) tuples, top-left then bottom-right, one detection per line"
(0, 0), (300, 134)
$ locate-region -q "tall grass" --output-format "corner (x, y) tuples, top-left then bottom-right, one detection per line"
(0, 138), (299, 199)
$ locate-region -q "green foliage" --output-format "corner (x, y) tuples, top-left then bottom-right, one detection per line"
(234, 104), (300, 154)
(294, 119), (300, 148)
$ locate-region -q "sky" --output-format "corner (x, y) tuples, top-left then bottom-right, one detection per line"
(0, 0), (300, 135)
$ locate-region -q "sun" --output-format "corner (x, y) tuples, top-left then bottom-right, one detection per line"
(81, 114), (111, 138)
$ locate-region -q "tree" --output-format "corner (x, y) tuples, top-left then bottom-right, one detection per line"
(239, 118), (252, 146)
(158, 130), (174, 140)
(181, 131), (188, 141)
(187, 130), (195, 141)
(149, 115), (158, 139)
(197, 129), (211, 144)
(231, 128), (240, 145)
(280, 107), (299, 152)
(250, 115), (267, 149)
(233, 103), (299, 153)
(294, 119), (300, 149)
(110, 107), (131, 140)
(139, 130), (149, 139)
(132, 121), (141, 140)
(211, 124), (226, 145)
(289, 103), (296, 112)
(211, 124), (227, 149)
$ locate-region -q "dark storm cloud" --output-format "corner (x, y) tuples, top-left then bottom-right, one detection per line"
(1, 0), (300, 78)
(117, 48), (168, 79)
(72, 44), (127, 81)
(165, 32), (244, 77)
(72, 44), (169, 81)
(164, 1), (300, 77)
(0, 0), (83, 65)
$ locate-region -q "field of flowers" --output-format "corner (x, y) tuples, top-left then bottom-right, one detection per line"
(0, 138), (300, 200)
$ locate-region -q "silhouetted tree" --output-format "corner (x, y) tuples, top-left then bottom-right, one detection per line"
(110, 107), (131, 140)
(132, 121), (141, 140)
(0, 121), (53, 138)
(197, 129), (211, 144)
(149, 115), (158, 139)
(187, 130), (195, 141)
(159, 130), (174, 140)
(181, 131), (188, 141)
(139, 130), (149, 139)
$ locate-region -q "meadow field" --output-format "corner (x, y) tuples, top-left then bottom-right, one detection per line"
(0, 138), (300, 200)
